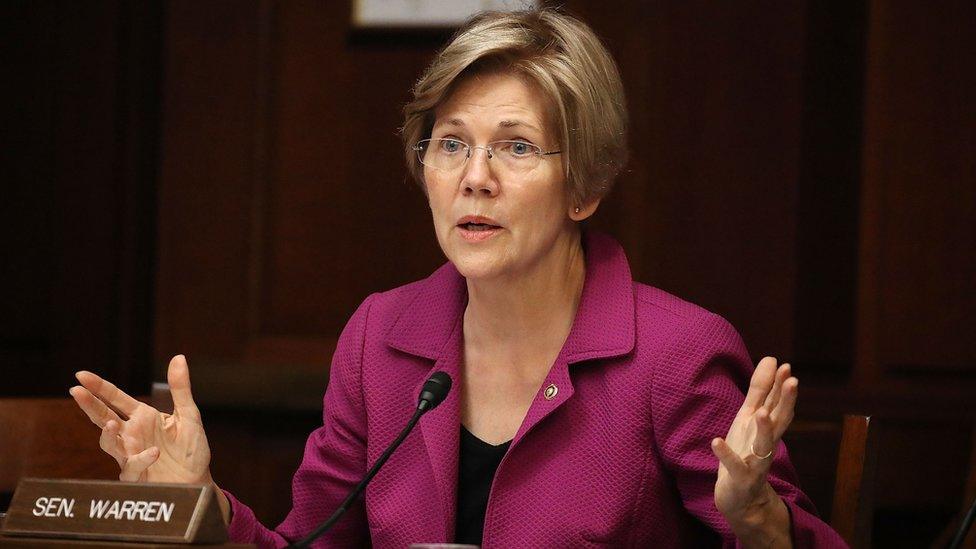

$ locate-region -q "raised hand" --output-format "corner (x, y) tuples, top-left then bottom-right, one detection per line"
(711, 356), (797, 547)
(69, 355), (212, 485)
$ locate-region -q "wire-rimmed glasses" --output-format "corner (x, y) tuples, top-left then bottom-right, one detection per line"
(413, 138), (561, 173)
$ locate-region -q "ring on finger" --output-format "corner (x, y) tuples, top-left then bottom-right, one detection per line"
(750, 443), (773, 460)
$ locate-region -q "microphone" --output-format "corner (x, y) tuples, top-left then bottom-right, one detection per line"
(418, 371), (452, 411)
(288, 371), (453, 548)
(949, 493), (976, 549)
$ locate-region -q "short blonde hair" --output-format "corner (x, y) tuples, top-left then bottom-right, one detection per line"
(402, 9), (628, 206)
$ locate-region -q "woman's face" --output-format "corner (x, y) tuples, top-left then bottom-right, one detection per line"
(424, 71), (575, 282)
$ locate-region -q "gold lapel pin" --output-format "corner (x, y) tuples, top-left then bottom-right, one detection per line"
(543, 383), (558, 400)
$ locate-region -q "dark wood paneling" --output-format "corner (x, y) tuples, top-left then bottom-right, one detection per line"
(154, 1), (262, 361)
(793, 0), (867, 376)
(203, 407), (321, 526)
(154, 1), (446, 392)
(854, 0), (976, 392)
(864, 1), (976, 376)
(0, 1), (160, 396)
(262, 0), (444, 338)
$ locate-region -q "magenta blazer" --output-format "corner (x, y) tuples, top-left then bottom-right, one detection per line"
(224, 232), (846, 548)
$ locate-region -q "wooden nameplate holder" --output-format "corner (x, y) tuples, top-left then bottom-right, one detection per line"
(1, 478), (228, 545)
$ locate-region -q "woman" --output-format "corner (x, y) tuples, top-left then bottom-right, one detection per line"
(70, 9), (845, 548)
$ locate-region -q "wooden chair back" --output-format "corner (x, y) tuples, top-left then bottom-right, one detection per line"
(831, 414), (880, 548)
(785, 414), (879, 547)
(0, 398), (117, 496)
(0, 387), (174, 508)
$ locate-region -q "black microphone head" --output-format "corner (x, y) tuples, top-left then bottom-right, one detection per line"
(417, 371), (452, 412)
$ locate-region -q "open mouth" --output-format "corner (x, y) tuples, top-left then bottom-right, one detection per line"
(458, 222), (500, 232)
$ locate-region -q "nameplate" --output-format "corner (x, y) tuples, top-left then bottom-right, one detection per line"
(1, 478), (227, 544)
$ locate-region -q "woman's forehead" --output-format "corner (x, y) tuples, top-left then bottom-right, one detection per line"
(433, 72), (551, 134)
(434, 116), (544, 135)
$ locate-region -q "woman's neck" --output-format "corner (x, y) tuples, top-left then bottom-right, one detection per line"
(462, 230), (586, 372)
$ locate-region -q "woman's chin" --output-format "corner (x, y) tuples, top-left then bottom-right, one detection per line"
(449, 251), (509, 281)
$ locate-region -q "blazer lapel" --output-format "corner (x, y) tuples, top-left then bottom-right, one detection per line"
(415, 320), (463, 541)
(388, 262), (468, 542)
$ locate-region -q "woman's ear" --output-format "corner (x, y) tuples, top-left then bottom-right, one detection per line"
(569, 197), (601, 221)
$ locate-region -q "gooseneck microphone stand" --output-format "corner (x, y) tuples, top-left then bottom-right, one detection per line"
(949, 494), (976, 549)
(288, 372), (453, 549)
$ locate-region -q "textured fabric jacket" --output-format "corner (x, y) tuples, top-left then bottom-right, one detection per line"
(225, 232), (847, 548)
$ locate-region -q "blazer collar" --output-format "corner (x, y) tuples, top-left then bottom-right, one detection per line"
(386, 231), (636, 364)
(561, 231), (636, 362)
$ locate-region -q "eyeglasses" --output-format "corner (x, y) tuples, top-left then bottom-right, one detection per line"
(413, 138), (561, 173)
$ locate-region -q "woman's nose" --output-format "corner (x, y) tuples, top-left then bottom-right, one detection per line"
(459, 148), (498, 197)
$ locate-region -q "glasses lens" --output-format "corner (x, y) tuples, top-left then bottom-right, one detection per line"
(417, 139), (467, 171)
(492, 141), (543, 172)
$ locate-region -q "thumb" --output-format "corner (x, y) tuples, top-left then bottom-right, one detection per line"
(167, 355), (200, 418)
(120, 446), (160, 482)
(711, 437), (749, 478)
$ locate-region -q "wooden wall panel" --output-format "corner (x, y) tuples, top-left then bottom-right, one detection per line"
(154, 1), (446, 407)
(793, 1), (866, 375)
(857, 0), (976, 382)
(262, 0), (444, 338)
(155, 1), (262, 362)
(1, 1), (160, 396)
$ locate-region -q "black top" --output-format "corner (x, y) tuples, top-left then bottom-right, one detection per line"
(454, 425), (511, 545)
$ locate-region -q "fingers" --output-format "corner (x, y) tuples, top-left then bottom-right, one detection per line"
(98, 420), (127, 466)
(762, 363), (791, 411)
(711, 437), (749, 477)
(770, 377), (799, 438)
(74, 371), (141, 418)
(742, 356), (778, 411)
(98, 419), (159, 482)
(70, 385), (124, 428)
(119, 446), (160, 482)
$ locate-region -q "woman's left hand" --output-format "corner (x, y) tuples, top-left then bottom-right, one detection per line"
(711, 356), (797, 546)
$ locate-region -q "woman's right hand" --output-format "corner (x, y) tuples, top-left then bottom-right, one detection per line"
(70, 355), (212, 485)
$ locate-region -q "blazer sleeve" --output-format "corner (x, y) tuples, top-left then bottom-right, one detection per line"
(224, 294), (376, 548)
(650, 311), (848, 548)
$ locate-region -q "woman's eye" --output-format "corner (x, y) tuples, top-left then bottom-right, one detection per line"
(504, 141), (533, 156)
(440, 139), (462, 153)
